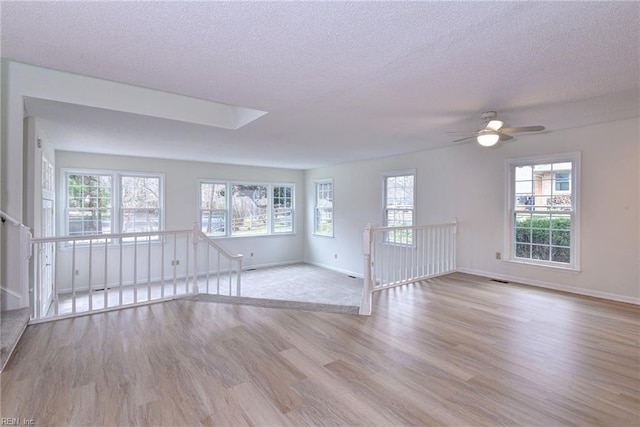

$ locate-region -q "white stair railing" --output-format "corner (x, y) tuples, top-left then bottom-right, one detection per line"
(360, 220), (457, 315)
(30, 228), (197, 322)
(192, 222), (243, 297)
(29, 224), (244, 323)
(0, 210), (31, 308)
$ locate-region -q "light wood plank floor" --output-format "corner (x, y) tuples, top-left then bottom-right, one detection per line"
(1, 272), (639, 426)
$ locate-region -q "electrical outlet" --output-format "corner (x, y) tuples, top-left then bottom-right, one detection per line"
(495, 252), (502, 260)
(334, 253), (338, 259)
(171, 260), (180, 266)
(75, 269), (79, 275)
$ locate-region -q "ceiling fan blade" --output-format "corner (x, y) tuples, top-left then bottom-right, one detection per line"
(501, 125), (545, 133)
(498, 133), (514, 142)
(453, 135), (478, 143)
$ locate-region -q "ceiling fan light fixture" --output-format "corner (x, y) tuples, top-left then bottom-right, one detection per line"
(486, 119), (504, 130)
(477, 131), (500, 147)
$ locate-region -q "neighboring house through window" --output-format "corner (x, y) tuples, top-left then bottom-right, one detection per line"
(506, 153), (580, 269)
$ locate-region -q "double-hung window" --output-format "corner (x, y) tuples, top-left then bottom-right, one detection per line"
(66, 173), (113, 237)
(383, 170), (416, 245)
(200, 182), (227, 236)
(63, 170), (163, 243)
(507, 153), (580, 269)
(199, 181), (295, 237)
(314, 179), (333, 236)
(273, 185), (294, 233)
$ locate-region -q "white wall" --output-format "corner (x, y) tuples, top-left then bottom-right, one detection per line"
(54, 151), (305, 292)
(305, 117), (640, 303)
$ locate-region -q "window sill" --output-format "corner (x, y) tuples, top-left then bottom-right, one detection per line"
(503, 258), (581, 273)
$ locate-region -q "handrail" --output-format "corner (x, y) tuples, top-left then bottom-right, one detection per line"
(193, 223), (243, 297)
(30, 229), (191, 244)
(0, 286), (23, 299)
(0, 209), (24, 227)
(367, 221), (458, 233)
(198, 231), (243, 260)
(360, 220), (458, 315)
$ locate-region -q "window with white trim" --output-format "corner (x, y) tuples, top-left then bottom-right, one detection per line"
(383, 170), (416, 244)
(273, 185), (294, 233)
(199, 181), (295, 237)
(507, 153), (580, 269)
(66, 173), (113, 237)
(314, 180), (333, 236)
(200, 182), (227, 236)
(63, 170), (163, 242)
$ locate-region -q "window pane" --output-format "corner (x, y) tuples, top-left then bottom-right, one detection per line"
(315, 181), (333, 235)
(531, 245), (550, 260)
(385, 175), (414, 209)
(201, 210), (226, 236)
(121, 176), (160, 238)
(315, 207), (333, 235)
(66, 174), (112, 237)
(273, 185), (294, 233)
(121, 209), (160, 233)
(515, 243), (530, 258)
(551, 247), (571, 263)
(232, 184), (268, 235)
(201, 183), (226, 209)
(386, 209), (413, 227)
(201, 183), (227, 236)
(515, 227), (531, 243)
(512, 160), (573, 265)
(122, 176), (159, 209)
(551, 230), (570, 247)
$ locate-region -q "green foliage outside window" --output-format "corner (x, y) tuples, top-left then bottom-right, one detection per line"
(515, 216), (571, 263)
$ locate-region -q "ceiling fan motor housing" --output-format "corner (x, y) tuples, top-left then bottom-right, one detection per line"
(480, 111), (498, 121)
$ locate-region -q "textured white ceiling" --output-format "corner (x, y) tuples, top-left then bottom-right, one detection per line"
(2, 1), (639, 169)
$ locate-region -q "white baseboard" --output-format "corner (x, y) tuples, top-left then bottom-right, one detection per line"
(57, 259), (307, 294)
(305, 261), (363, 279)
(242, 259), (305, 270)
(456, 267), (640, 306)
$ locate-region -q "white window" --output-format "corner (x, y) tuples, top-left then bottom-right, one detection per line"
(273, 185), (294, 233)
(232, 184), (268, 236)
(506, 153), (580, 269)
(314, 179), (333, 236)
(199, 181), (295, 237)
(63, 170), (163, 242)
(66, 173), (113, 237)
(383, 170), (416, 244)
(200, 182), (227, 236)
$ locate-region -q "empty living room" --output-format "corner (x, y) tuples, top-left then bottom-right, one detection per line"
(1, 2), (639, 426)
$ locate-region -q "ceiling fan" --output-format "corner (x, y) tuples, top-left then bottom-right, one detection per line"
(453, 111), (545, 147)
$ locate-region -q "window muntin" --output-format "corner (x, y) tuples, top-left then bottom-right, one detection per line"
(509, 157), (578, 268)
(199, 181), (295, 237)
(314, 180), (333, 236)
(63, 170), (163, 243)
(273, 185), (294, 233)
(67, 174), (113, 237)
(383, 172), (415, 245)
(200, 182), (227, 236)
(232, 184), (268, 236)
(121, 176), (160, 235)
